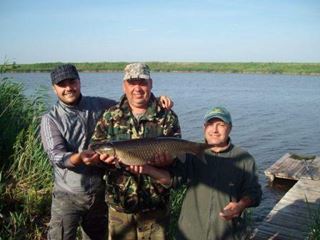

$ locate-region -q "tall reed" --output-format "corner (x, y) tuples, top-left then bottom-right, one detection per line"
(0, 68), (52, 239)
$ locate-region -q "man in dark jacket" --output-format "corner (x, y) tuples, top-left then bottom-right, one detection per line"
(131, 106), (262, 240)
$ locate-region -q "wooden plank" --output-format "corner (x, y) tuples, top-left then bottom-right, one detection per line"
(251, 230), (291, 240)
(252, 178), (320, 239)
(264, 153), (320, 181)
(257, 158), (320, 239)
(263, 210), (312, 228)
(252, 223), (307, 239)
(263, 210), (311, 225)
(253, 222), (309, 239)
(294, 182), (320, 193)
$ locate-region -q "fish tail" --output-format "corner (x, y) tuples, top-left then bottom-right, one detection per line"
(192, 143), (212, 159)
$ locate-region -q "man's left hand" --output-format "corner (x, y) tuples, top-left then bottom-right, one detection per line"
(219, 202), (244, 221)
(159, 96), (173, 109)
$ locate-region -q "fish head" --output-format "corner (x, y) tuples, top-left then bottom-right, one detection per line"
(90, 141), (115, 156)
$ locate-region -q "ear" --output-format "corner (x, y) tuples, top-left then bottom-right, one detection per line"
(122, 81), (126, 93)
(203, 124), (207, 133)
(52, 85), (57, 95)
(149, 79), (153, 89)
(227, 124), (232, 135)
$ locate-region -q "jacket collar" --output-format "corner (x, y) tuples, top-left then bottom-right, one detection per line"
(58, 94), (83, 110)
(118, 93), (161, 121)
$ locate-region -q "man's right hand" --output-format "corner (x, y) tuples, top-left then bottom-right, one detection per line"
(99, 153), (118, 165)
(80, 150), (100, 165)
(70, 150), (100, 166)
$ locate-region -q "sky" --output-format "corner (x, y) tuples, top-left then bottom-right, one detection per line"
(0, 0), (320, 64)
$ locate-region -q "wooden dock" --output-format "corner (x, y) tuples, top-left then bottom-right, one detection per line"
(264, 152), (320, 182)
(252, 153), (320, 240)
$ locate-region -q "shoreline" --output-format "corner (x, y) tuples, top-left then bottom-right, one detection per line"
(3, 62), (320, 75)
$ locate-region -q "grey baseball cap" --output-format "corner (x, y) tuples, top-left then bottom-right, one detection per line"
(123, 63), (151, 81)
(51, 64), (80, 85)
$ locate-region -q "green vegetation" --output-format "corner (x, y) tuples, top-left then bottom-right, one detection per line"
(5, 62), (320, 75)
(0, 64), (51, 239)
(306, 197), (320, 240)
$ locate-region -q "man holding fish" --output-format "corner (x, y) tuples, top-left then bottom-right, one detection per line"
(40, 63), (173, 240)
(128, 106), (262, 240)
(91, 63), (181, 240)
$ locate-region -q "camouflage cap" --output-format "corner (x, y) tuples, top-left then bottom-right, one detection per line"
(51, 64), (79, 85)
(123, 63), (151, 81)
(204, 106), (232, 125)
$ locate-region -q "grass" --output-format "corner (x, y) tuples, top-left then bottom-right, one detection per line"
(3, 61), (320, 75)
(306, 196), (320, 240)
(0, 64), (52, 239)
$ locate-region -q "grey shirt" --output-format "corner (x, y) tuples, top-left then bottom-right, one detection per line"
(40, 95), (116, 194)
(172, 143), (262, 240)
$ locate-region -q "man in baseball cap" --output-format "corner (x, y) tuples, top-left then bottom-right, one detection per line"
(138, 105), (261, 240)
(203, 106), (232, 125)
(50, 64), (81, 105)
(41, 63), (116, 239)
(91, 62), (181, 240)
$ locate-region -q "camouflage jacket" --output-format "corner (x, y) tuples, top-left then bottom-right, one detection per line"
(91, 93), (181, 213)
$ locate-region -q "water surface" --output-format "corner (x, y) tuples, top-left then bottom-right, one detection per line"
(4, 71), (320, 224)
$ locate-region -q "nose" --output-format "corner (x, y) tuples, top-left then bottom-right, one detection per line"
(65, 84), (73, 91)
(133, 84), (143, 92)
(211, 124), (219, 133)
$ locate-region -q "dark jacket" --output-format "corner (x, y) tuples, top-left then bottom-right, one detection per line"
(172, 143), (262, 240)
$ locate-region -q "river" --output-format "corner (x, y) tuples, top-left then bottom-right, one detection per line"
(3, 71), (320, 225)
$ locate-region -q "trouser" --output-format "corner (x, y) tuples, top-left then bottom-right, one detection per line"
(108, 206), (170, 240)
(47, 191), (107, 240)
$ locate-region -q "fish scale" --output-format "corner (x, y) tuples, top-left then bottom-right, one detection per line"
(91, 137), (213, 166)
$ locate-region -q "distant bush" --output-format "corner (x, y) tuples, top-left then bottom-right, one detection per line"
(3, 62), (320, 75)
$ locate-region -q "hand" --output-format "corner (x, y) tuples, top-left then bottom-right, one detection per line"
(148, 152), (174, 167)
(219, 202), (244, 221)
(128, 164), (172, 186)
(127, 165), (153, 175)
(159, 96), (174, 109)
(99, 153), (118, 165)
(80, 150), (100, 165)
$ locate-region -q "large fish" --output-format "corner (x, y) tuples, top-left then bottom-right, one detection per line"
(90, 137), (212, 166)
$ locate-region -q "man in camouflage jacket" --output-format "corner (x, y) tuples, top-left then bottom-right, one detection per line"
(91, 63), (181, 240)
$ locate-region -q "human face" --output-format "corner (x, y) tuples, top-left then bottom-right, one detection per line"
(123, 79), (152, 111)
(204, 118), (231, 147)
(53, 78), (81, 105)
